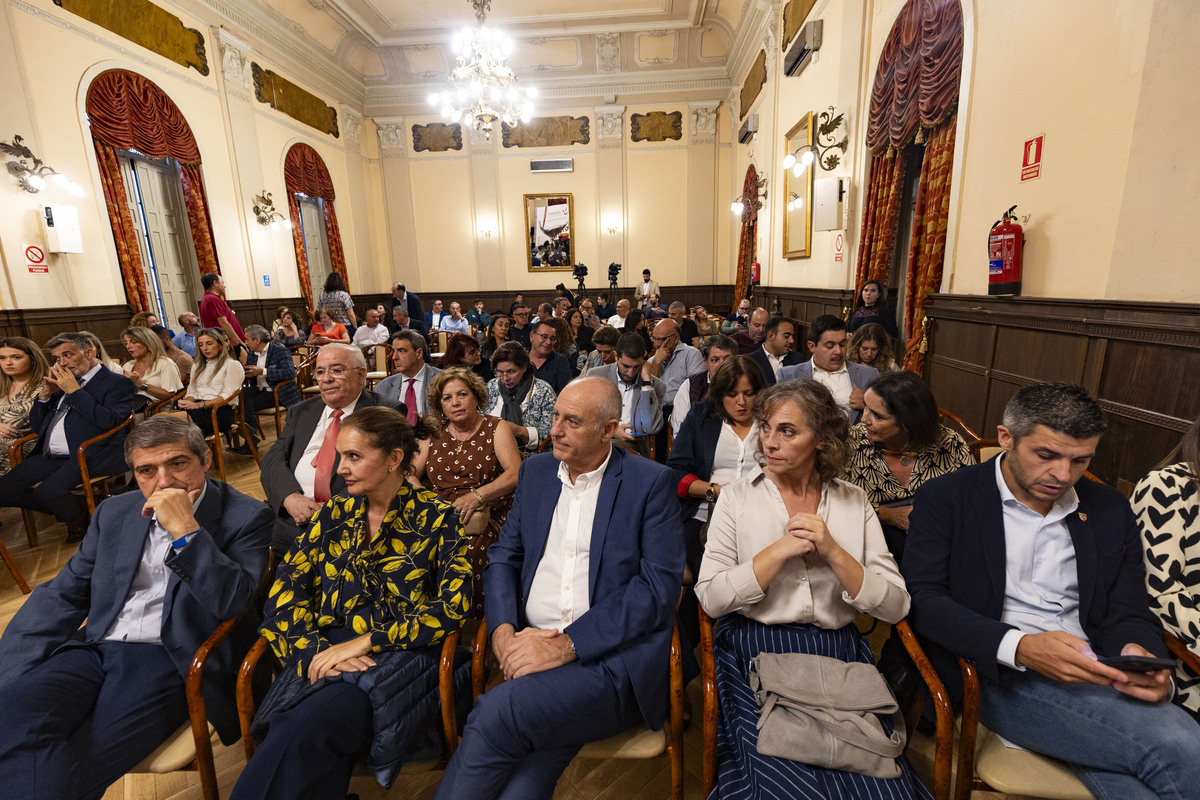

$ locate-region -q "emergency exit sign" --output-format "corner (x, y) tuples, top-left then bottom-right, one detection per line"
(1021, 135), (1044, 182)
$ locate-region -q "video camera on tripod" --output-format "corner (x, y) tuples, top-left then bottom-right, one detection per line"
(608, 262), (621, 294)
(572, 263), (588, 295)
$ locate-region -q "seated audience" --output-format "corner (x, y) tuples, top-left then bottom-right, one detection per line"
(260, 343), (386, 555)
(307, 307), (351, 347)
(578, 298), (603, 330)
(466, 299), (490, 332)
(1133, 413), (1200, 720)
(624, 308), (651, 351)
(581, 325), (619, 374)
(376, 331), (441, 423)
(587, 332), (665, 458)
(849, 322), (898, 375)
(80, 330), (123, 373)
(174, 311), (201, 356)
(440, 332), (486, 380)
(479, 315), (511, 379)
(178, 328), (244, 439)
(507, 293), (524, 316)
(391, 283), (428, 339)
(435, 378), (683, 800)
(412, 367), (520, 603)
(316, 272), (357, 328)
(239, 325), (301, 446)
(747, 316), (804, 385)
(692, 305), (720, 344)
(552, 296), (572, 319)
(351, 308), (390, 346)
(484, 341), (555, 455)
(532, 302), (554, 325)
(153, 325), (193, 383)
(270, 305), (290, 333)
(844, 370), (973, 564)
(272, 309), (307, 349)
(593, 293), (614, 319)
(644, 318), (704, 460)
(121, 326), (184, 413)
(905, 382), (1200, 796)
(234, 407), (469, 798)
(780, 314), (876, 424)
(607, 299), (631, 329)
(667, 301), (700, 346)
(729, 307), (767, 354)
(846, 279), (899, 340)
(670, 334), (737, 435)
(696, 380), (927, 800)
(0, 332), (135, 541)
(720, 298), (752, 334)
(554, 283), (576, 308)
(0, 416), (272, 798)
(128, 311), (165, 332)
(427, 299), (447, 330)
(542, 315), (580, 376)
(0, 336), (49, 476)
(644, 293), (669, 320)
(509, 306), (533, 350)
(441, 301), (471, 334)
(565, 307), (591, 362)
(528, 320), (572, 394)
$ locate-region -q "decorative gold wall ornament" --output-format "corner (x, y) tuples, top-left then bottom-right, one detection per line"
(629, 111), (683, 143)
(54, 0), (208, 75)
(501, 116), (590, 148)
(740, 51), (767, 118)
(251, 64), (339, 138)
(411, 123), (464, 153)
(782, 0), (819, 50)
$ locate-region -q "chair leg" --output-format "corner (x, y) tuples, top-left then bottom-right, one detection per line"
(241, 420), (262, 467)
(21, 508), (37, 548)
(210, 437), (227, 482)
(0, 535), (30, 594)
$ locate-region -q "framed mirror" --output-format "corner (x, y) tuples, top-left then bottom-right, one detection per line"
(525, 193), (575, 272)
(782, 112), (814, 259)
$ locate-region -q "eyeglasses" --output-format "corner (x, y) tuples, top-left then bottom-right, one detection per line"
(532, 332), (557, 342)
(514, 312), (529, 317)
(650, 333), (678, 344)
(494, 367), (522, 378)
(313, 365), (352, 379)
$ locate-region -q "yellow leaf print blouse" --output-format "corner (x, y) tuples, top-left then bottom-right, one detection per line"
(261, 484), (472, 675)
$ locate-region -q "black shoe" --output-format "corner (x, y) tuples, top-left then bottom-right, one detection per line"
(65, 519), (88, 543)
(229, 443), (253, 456)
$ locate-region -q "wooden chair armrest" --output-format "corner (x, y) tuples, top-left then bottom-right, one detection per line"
(1166, 632), (1200, 674)
(185, 613), (244, 794)
(537, 436), (553, 453)
(956, 657), (983, 800)
(440, 630), (461, 756)
(699, 609), (718, 800)
(937, 408), (981, 443)
(236, 636), (271, 761)
(146, 388), (186, 418)
(8, 432), (37, 470)
(77, 415), (134, 493)
(969, 439), (1000, 465)
(667, 617), (684, 797)
(895, 620), (954, 800)
(471, 615), (490, 701)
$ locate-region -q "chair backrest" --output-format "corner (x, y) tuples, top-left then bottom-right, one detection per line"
(938, 408), (982, 443)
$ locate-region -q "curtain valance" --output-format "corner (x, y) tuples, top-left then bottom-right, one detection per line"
(284, 143), (336, 201)
(85, 70), (202, 164)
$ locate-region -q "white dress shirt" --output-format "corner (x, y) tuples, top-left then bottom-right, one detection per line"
(670, 381), (693, 436)
(608, 316), (627, 330)
(694, 422), (760, 523)
(352, 324), (390, 346)
(46, 362), (104, 456)
(811, 363), (853, 418)
(245, 348), (269, 390)
(104, 482), (209, 644)
(525, 450), (613, 631)
(190, 359), (244, 405)
(295, 397), (360, 498)
(765, 350), (784, 380)
(402, 368), (430, 415)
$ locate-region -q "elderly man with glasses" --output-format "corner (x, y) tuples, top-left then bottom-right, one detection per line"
(643, 319), (704, 461)
(527, 321), (572, 395)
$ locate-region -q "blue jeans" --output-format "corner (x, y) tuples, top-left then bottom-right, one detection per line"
(980, 668), (1200, 799)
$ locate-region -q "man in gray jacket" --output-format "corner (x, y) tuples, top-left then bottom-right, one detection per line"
(587, 333), (665, 458)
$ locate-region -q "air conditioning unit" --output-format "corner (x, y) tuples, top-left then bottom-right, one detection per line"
(530, 159), (573, 173)
(783, 19), (823, 77)
(737, 113), (759, 144)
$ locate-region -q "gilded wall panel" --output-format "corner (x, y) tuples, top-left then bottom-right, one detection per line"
(501, 117), (590, 148)
(54, 0), (208, 75)
(740, 51), (767, 117)
(411, 123), (463, 153)
(252, 64), (339, 137)
(629, 111), (683, 143)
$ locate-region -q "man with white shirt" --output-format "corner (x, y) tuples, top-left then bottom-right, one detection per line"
(588, 333), (666, 459)
(632, 268), (661, 310)
(670, 335), (736, 435)
(440, 301), (471, 334)
(426, 299), (447, 331)
(351, 308), (390, 346)
(375, 330), (441, 425)
(904, 382), (1200, 796)
(238, 326), (301, 447)
(0, 332), (136, 542)
(260, 343), (389, 555)
(0, 416), (271, 798)
(607, 298), (631, 329)
(436, 377), (683, 800)
(778, 314), (876, 424)
(746, 316), (804, 386)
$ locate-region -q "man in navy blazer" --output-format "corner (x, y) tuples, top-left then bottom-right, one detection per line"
(0, 332), (136, 540)
(904, 383), (1200, 795)
(239, 325), (301, 444)
(0, 416), (272, 799)
(746, 316), (805, 385)
(436, 377), (684, 800)
(778, 315), (876, 424)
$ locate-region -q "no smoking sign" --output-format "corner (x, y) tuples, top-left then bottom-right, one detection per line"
(25, 243), (48, 274)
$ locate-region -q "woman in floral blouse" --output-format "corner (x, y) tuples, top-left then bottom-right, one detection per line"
(234, 406), (472, 798)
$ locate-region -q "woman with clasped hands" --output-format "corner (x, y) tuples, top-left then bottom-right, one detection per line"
(232, 407), (472, 798)
(695, 379), (932, 799)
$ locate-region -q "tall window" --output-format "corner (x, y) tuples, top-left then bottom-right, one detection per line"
(283, 143), (348, 313)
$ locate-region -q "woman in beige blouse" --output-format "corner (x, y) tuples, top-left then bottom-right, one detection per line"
(695, 379), (929, 800)
(120, 326), (183, 413)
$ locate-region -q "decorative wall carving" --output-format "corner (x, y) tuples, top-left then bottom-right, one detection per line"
(411, 122), (463, 153)
(53, 0), (208, 75)
(341, 105), (363, 149)
(782, 0), (819, 49)
(501, 117), (590, 148)
(596, 32), (620, 72)
(739, 50), (767, 118)
(689, 102), (719, 137)
(595, 107), (625, 140)
(216, 29), (251, 95)
(252, 63), (339, 137)
(630, 111), (683, 143)
(376, 121), (406, 157)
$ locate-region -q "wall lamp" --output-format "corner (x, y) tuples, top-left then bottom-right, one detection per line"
(731, 174), (768, 217)
(782, 106), (848, 175)
(786, 191), (803, 212)
(2, 135), (84, 195)
(252, 191), (291, 229)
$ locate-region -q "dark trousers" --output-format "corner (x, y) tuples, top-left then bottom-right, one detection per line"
(230, 682), (372, 800)
(0, 449), (122, 524)
(655, 405), (672, 463)
(187, 404), (235, 438)
(0, 641), (187, 800)
(242, 385), (278, 436)
(435, 660), (641, 800)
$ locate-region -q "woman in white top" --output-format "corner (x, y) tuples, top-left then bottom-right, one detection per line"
(695, 379), (929, 800)
(121, 326), (183, 413)
(178, 327), (244, 437)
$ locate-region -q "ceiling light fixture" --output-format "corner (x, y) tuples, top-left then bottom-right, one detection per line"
(428, 0), (537, 141)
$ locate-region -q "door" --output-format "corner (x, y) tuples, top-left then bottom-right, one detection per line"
(298, 196), (331, 304)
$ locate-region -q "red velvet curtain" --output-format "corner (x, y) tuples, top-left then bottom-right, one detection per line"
(902, 116), (957, 372)
(865, 0), (964, 156)
(287, 192), (314, 314)
(177, 163), (220, 275)
(853, 152), (907, 292)
(284, 143), (349, 295)
(734, 165), (760, 305)
(92, 140), (150, 312)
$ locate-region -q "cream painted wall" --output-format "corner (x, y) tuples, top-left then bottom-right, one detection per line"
(626, 147), (688, 281)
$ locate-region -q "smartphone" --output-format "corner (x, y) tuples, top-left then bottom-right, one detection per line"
(1097, 655), (1176, 673)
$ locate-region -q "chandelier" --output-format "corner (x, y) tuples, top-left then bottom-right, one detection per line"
(428, 0), (537, 140)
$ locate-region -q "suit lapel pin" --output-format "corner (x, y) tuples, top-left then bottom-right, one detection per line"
(1078, 512), (1087, 522)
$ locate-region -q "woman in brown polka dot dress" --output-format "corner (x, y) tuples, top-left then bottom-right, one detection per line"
(412, 366), (521, 607)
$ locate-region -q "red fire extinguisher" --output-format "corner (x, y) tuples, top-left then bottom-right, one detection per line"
(988, 205), (1023, 296)
(750, 261), (761, 285)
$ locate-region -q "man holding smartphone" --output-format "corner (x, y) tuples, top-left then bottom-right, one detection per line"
(587, 333), (664, 459)
(904, 382), (1200, 797)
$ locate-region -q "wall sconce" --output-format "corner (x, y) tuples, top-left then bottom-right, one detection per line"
(731, 174), (768, 217)
(786, 192), (803, 212)
(606, 225), (619, 235)
(782, 106), (848, 174)
(252, 191), (291, 229)
(2, 135), (84, 195)
(480, 228), (495, 238)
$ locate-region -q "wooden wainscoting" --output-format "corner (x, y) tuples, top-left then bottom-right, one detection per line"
(754, 286), (856, 335)
(923, 294), (1200, 489)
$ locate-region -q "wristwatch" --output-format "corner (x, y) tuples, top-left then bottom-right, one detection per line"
(705, 483), (720, 503)
(139, 383), (149, 392)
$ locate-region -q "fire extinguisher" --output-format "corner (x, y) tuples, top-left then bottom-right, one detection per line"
(750, 261), (761, 285)
(988, 205), (1023, 296)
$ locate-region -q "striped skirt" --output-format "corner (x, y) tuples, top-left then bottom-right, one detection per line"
(710, 614), (934, 800)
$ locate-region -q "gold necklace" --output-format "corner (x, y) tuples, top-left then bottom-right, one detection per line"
(448, 418), (482, 454)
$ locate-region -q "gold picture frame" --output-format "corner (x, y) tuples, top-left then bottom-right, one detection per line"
(783, 112), (814, 259)
(524, 193), (575, 272)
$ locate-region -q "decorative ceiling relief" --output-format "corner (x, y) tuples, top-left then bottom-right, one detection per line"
(412, 122), (463, 152)
(252, 63), (340, 136)
(596, 32), (621, 72)
(53, 0), (208, 75)
(635, 30), (678, 66)
(782, 0), (819, 49)
(739, 50), (766, 119)
(501, 116), (590, 148)
(630, 111), (683, 143)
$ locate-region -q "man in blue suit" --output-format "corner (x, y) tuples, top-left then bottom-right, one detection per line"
(746, 316), (805, 385)
(0, 416), (273, 799)
(778, 314), (877, 424)
(436, 377), (684, 800)
(0, 332), (136, 541)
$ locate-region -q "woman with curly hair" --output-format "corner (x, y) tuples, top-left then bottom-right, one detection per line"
(848, 322), (897, 375)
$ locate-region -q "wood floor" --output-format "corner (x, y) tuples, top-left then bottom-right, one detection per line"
(0, 424), (1030, 800)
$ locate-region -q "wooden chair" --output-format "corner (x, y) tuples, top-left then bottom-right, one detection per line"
(363, 343), (391, 389)
(252, 382), (294, 440)
(937, 408), (982, 443)
(145, 388), (187, 419)
(469, 615), (686, 800)
(7, 415), (134, 553)
(200, 389), (261, 482)
(968, 438), (1003, 465)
